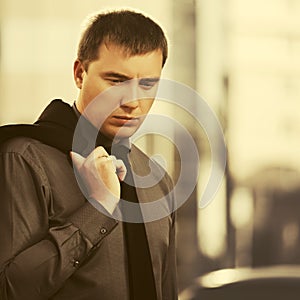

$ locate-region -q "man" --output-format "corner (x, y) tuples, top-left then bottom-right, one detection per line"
(0, 10), (177, 300)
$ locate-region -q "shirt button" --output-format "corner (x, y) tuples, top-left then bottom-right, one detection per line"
(100, 227), (107, 234)
(73, 260), (80, 267)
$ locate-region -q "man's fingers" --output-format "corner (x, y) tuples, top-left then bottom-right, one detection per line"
(89, 146), (110, 161)
(70, 151), (85, 170)
(71, 149), (126, 181)
(78, 146), (109, 168)
(114, 159), (127, 181)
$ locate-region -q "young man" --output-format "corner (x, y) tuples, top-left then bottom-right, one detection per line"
(0, 10), (177, 300)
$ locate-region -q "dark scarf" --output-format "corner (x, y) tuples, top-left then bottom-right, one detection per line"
(0, 99), (77, 153)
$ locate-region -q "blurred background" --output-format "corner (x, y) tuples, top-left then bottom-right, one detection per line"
(1, 0), (300, 297)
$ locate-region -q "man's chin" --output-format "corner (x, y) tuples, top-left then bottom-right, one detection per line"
(115, 128), (138, 139)
(103, 126), (140, 141)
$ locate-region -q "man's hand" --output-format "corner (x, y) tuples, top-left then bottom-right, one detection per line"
(70, 147), (126, 214)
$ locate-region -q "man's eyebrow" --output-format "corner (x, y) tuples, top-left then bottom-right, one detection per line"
(101, 72), (160, 82)
(100, 72), (132, 80)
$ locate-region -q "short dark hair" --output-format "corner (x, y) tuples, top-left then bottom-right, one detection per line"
(77, 10), (168, 70)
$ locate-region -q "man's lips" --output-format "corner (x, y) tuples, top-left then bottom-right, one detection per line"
(112, 115), (140, 126)
(114, 115), (138, 120)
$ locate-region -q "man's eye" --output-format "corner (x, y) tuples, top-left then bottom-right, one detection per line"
(139, 79), (158, 89)
(110, 79), (124, 84)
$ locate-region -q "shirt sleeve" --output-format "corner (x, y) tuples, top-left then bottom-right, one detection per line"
(0, 151), (118, 300)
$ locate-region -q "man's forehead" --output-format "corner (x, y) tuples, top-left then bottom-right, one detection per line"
(92, 42), (163, 78)
(98, 41), (163, 60)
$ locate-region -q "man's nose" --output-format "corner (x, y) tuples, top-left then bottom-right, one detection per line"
(120, 80), (139, 108)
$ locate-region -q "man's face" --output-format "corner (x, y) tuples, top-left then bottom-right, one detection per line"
(74, 43), (163, 140)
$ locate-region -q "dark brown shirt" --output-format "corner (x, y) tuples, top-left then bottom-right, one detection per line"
(0, 136), (177, 299)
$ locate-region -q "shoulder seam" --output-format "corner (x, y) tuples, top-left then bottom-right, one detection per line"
(0, 150), (50, 187)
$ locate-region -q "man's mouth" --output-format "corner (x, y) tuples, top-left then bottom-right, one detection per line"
(112, 115), (139, 126)
(114, 115), (137, 120)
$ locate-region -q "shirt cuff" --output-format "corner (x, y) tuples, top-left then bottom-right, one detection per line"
(69, 201), (118, 246)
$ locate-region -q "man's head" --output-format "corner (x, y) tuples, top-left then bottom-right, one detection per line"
(77, 10), (168, 71)
(74, 10), (168, 141)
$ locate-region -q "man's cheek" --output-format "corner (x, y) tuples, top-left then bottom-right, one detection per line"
(82, 86), (123, 124)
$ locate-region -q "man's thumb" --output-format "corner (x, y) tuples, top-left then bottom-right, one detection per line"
(70, 151), (85, 169)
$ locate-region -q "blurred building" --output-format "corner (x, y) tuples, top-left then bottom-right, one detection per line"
(196, 0), (300, 279)
(226, 0), (300, 269)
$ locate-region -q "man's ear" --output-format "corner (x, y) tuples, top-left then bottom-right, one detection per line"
(73, 60), (85, 89)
